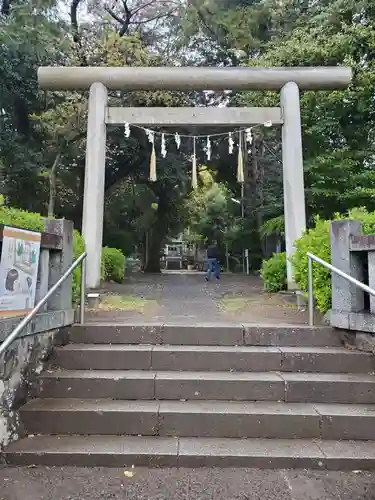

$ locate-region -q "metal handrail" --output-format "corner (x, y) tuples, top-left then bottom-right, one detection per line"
(307, 251), (375, 326)
(0, 252), (87, 356)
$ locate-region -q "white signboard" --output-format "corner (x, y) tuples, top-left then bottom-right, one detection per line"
(0, 226), (41, 315)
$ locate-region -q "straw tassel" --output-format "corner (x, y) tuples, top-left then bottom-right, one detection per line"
(192, 136), (198, 189)
(237, 131), (244, 184)
(149, 142), (157, 182)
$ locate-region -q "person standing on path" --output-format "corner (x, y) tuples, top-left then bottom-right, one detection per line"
(205, 240), (220, 281)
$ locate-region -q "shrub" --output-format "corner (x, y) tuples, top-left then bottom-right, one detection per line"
(101, 247), (125, 283)
(261, 252), (287, 292)
(0, 206), (44, 232)
(72, 230), (85, 302)
(292, 217), (332, 313)
(292, 207), (375, 313)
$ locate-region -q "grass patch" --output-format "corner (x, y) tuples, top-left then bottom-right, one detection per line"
(218, 294), (293, 314)
(89, 294), (157, 312)
(218, 297), (252, 313)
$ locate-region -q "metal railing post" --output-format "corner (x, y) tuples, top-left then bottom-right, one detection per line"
(306, 251), (375, 329)
(308, 255), (314, 326)
(80, 257), (86, 324)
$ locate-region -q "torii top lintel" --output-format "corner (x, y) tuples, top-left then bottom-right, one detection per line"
(38, 66), (352, 91)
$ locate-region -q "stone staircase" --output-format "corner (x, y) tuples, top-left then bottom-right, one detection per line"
(5, 323), (375, 469)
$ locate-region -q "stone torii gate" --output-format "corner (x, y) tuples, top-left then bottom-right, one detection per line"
(38, 66), (352, 289)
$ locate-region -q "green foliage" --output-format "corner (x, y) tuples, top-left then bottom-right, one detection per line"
(183, 167), (245, 263)
(292, 218), (332, 313)
(292, 207), (375, 313)
(184, 168), (232, 244)
(260, 215), (285, 238)
(260, 252), (287, 292)
(101, 247), (126, 283)
(72, 230), (85, 302)
(0, 206), (45, 232)
(230, 0), (375, 235)
(3, 0), (375, 280)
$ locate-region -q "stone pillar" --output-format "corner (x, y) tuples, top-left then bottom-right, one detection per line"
(280, 81), (307, 289)
(82, 82), (108, 289)
(44, 219), (74, 312)
(35, 248), (50, 311)
(331, 220), (364, 313)
(368, 252), (375, 314)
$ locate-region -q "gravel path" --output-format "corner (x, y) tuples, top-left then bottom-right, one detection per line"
(1, 467), (375, 500)
(87, 272), (318, 325)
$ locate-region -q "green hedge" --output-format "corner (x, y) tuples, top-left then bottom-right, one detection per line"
(260, 207), (375, 313)
(260, 252), (287, 292)
(72, 230), (85, 302)
(292, 207), (375, 313)
(101, 247), (125, 283)
(0, 206), (45, 232)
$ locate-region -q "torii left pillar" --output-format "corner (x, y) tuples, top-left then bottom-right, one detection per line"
(82, 82), (107, 289)
(280, 81), (307, 289)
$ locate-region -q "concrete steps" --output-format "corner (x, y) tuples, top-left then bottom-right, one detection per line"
(6, 435), (375, 470)
(37, 369), (375, 403)
(20, 399), (375, 440)
(52, 344), (374, 373)
(68, 324), (342, 347)
(5, 323), (375, 469)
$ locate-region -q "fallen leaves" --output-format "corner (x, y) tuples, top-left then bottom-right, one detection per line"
(123, 465), (135, 478)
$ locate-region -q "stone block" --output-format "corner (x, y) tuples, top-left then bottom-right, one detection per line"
(21, 399), (159, 436)
(161, 324), (244, 346)
(318, 440), (375, 471)
(154, 372), (285, 401)
(244, 326), (341, 347)
(330, 220), (364, 313)
(151, 345), (282, 372)
(38, 370), (156, 400)
(158, 401), (320, 439)
(44, 219), (74, 311)
(35, 248), (50, 311)
(283, 373), (375, 404)
(314, 404), (375, 440)
(53, 344), (152, 370)
(349, 312), (375, 333)
(177, 438), (324, 469)
(368, 251), (375, 313)
(355, 332), (375, 354)
(5, 435), (179, 467)
(68, 324), (163, 344)
(329, 310), (350, 329)
(280, 347), (374, 373)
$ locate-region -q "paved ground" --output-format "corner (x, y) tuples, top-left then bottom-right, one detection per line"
(0, 273), (330, 498)
(87, 272), (321, 325)
(1, 466), (375, 500)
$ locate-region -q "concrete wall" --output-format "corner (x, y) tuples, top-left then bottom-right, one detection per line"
(330, 220), (375, 335)
(0, 219), (74, 450)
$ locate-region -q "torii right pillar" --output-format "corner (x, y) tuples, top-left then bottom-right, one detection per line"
(280, 81), (307, 289)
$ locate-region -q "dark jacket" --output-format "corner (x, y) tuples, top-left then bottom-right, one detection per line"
(207, 246), (217, 259)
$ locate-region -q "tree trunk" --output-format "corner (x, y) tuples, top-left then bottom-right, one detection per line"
(243, 136), (263, 270)
(256, 137), (266, 257)
(144, 225), (164, 273)
(70, 0), (88, 66)
(144, 236), (163, 273)
(1, 0), (11, 15)
(48, 152), (61, 218)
